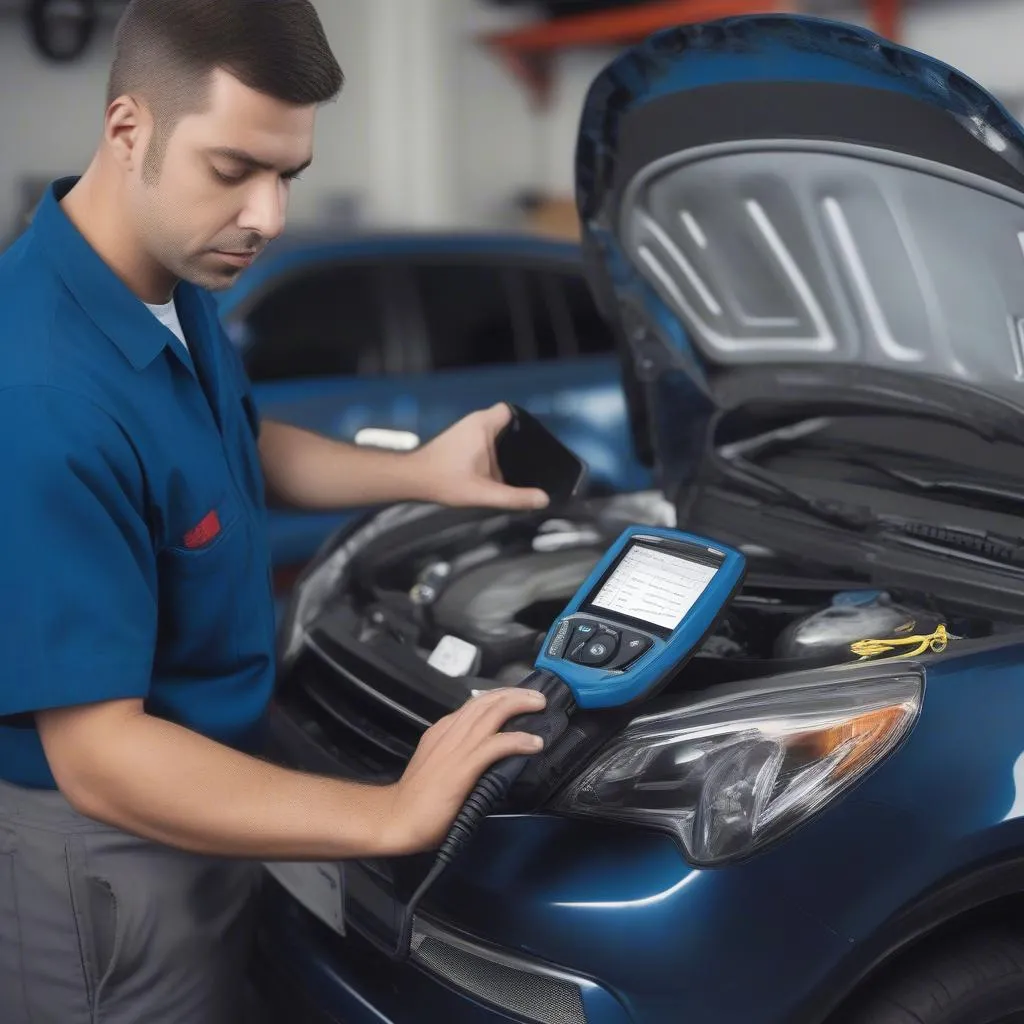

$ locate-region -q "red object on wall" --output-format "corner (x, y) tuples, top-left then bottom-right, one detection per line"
(482, 0), (786, 105)
(480, 0), (905, 106)
(870, 0), (902, 41)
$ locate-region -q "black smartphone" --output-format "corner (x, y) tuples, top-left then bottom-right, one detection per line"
(495, 404), (588, 504)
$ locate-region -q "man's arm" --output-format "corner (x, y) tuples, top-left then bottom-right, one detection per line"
(37, 687), (546, 860)
(0, 387), (543, 861)
(258, 419), (426, 510)
(258, 404), (549, 511)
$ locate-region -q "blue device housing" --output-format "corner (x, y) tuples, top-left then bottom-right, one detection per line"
(534, 526), (746, 709)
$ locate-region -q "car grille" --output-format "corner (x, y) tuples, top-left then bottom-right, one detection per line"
(291, 633), (431, 781)
(411, 919), (589, 1024)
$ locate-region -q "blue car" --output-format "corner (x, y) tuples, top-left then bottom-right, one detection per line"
(252, 15), (1024, 1024)
(214, 233), (652, 591)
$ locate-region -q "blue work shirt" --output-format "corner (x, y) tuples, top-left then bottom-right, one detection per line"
(0, 177), (278, 788)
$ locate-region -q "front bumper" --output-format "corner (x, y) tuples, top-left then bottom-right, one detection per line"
(252, 775), (860, 1024)
(257, 633), (945, 1024)
(255, 878), (629, 1024)
(254, 856), (852, 1024)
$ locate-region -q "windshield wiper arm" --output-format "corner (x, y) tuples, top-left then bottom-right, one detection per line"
(716, 452), (876, 531)
(874, 517), (1024, 566)
(719, 452), (1024, 567)
(833, 453), (1024, 507)
(720, 418), (1024, 508)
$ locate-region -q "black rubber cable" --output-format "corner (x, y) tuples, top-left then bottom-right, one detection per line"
(392, 672), (575, 960)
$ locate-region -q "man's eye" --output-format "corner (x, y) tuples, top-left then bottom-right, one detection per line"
(213, 168), (246, 184)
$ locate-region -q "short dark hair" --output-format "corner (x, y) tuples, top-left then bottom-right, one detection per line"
(107, 0), (344, 178)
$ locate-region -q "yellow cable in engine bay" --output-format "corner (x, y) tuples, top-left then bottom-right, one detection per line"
(850, 623), (950, 660)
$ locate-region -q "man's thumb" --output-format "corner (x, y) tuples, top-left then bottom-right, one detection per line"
(479, 479), (549, 510)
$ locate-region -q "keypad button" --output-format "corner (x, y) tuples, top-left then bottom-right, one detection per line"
(566, 620), (602, 661)
(606, 630), (653, 670)
(572, 630), (619, 667)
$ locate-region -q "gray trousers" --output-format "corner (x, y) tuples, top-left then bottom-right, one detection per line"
(0, 778), (263, 1023)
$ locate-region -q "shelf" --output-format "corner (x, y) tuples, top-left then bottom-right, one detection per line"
(868, 0), (902, 40)
(480, 0), (905, 106)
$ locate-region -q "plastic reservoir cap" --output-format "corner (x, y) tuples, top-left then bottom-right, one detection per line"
(428, 635), (482, 678)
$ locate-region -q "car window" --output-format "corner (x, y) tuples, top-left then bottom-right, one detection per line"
(552, 270), (617, 356)
(411, 260), (617, 372)
(239, 263), (388, 381)
(524, 269), (617, 360)
(524, 270), (568, 362)
(412, 263), (522, 370)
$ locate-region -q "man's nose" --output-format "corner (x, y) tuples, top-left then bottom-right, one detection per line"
(240, 179), (287, 241)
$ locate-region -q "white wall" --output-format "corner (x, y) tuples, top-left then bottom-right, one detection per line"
(445, 0), (620, 227)
(0, 11), (114, 238)
(285, 0), (373, 227)
(905, 0), (1024, 98)
(0, 0), (374, 238)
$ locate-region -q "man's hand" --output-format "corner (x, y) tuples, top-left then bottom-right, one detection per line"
(379, 687), (548, 856)
(257, 405), (549, 512)
(407, 403), (550, 511)
(36, 687), (548, 862)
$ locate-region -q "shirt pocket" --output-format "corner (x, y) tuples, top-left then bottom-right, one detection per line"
(156, 488), (257, 669)
(164, 487), (245, 560)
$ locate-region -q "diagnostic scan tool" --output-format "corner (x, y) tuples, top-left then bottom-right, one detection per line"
(392, 526), (745, 959)
(537, 526), (746, 709)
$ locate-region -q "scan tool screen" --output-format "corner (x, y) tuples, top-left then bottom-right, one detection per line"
(589, 543), (721, 632)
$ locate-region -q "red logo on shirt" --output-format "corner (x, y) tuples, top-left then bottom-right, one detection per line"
(183, 510), (221, 549)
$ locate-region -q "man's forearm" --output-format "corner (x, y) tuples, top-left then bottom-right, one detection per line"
(45, 705), (401, 860)
(258, 419), (429, 510)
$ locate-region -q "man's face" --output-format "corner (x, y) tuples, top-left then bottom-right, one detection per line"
(127, 69), (316, 292)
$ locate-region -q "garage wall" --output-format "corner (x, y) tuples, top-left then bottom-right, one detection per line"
(907, 0), (1024, 99)
(0, 12), (113, 240)
(0, 0), (1023, 241)
(0, 0), (373, 238)
(450, 17), (621, 228)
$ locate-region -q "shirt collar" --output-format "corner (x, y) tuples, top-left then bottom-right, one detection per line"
(34, 176), (197, 372)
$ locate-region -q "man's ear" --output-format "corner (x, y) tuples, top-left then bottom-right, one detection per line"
(104, 94), (150, 172)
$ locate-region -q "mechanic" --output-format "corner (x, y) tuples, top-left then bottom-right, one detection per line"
(0, 2), (553, 1021)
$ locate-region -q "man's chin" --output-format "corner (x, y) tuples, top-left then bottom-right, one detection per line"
(181, 256), (247, 292)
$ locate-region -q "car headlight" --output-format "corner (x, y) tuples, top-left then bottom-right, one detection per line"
(279, 502), (441, 667)
(553, 671), (922, 865)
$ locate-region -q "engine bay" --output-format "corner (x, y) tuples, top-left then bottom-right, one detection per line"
(324, 493), (1011, 696)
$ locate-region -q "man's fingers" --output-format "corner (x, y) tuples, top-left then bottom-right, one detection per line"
(440, 687), (546, 751)
(504, 485), (551, 511)
(394, 687), (551, 853)
(464, 687), (546, 732)
(462, 692), (547, 760)
(483, 402), (513, 433)
(468, 732), (545, 777)
(469, 480), (550, 511)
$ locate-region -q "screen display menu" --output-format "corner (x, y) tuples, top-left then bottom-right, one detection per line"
(589, 544), (719, 631)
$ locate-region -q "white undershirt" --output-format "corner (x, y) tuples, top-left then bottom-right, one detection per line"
(145, 296), (189, 353)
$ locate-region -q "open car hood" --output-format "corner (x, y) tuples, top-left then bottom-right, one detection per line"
(576, 14), (1024, 495)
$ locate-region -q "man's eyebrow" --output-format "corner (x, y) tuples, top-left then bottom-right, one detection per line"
(207, 147), (312, 177)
